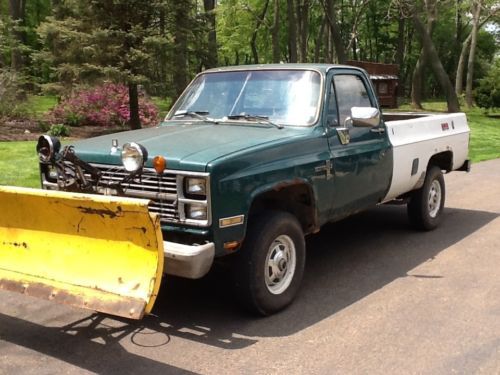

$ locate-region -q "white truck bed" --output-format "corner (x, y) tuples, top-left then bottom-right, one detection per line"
(383, 112), (470, 202)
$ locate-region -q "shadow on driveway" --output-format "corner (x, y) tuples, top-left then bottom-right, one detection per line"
(0, 205), (497, 373)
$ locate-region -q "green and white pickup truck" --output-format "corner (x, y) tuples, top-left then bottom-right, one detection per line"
(38, 64), (471, 315)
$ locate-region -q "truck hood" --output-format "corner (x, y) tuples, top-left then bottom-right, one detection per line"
(72, 121), (303, 171)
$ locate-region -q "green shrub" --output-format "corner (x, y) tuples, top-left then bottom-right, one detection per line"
(475, 59), (500, 111)
(38, 120), (51, 132)
(48, 124), (70, 137)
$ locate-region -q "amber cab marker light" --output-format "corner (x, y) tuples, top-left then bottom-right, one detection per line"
(153, 156), (167, 174)
(224, 241), (240, 251)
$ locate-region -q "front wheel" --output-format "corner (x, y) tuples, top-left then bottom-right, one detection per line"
(407, 166), (445, 231)
(232, 211), (305, 316)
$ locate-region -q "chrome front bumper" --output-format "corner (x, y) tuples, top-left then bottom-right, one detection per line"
(163, 241), (215, 279)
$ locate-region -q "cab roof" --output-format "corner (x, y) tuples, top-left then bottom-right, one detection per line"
(202, 63), (366, 76)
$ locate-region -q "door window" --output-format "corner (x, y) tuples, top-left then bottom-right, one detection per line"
(326, 82), (339, 127)
(334, 75), (372, 126)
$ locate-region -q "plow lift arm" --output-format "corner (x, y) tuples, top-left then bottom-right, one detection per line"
(0, 136), (164, 319)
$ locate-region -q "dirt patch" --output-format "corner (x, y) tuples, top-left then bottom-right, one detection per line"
(0, 120), (41, 141)
(0, 119), (128, 142)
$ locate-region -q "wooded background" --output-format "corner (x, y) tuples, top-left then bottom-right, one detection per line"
(0, 0), (498, 128)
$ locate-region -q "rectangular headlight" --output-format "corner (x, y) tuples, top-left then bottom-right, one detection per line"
(186, 203), (208, 220)
(185, 177), (207, 196)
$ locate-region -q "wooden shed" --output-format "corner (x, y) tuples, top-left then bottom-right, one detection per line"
(346, 61), (399, 108)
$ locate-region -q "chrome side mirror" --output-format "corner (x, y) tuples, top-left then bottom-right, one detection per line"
(350, 107), (380, 128)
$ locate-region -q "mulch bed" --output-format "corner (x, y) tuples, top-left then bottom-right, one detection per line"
(0, 119), (127, 142)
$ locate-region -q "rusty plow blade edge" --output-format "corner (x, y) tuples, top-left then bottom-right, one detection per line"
(0, 186), (164, 319)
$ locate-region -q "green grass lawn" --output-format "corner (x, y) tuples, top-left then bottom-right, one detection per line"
(1, 101), (498, 188)
(466, 111), (500, 162)
(0, 141), (39, 188)
(151, 96), (172, 119)
(28, 94), (171, 119)
(27, 95), (58, 117)
(0, 97), (172, 189)
(398, 101), (500, 162)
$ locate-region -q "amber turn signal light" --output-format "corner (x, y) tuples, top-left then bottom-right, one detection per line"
(223, 241), (240, 251)
(152, 155), (167, 174)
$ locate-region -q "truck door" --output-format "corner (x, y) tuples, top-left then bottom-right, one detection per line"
(324, 69), (392, 220)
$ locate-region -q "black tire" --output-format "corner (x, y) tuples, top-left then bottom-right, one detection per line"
(407, 165), (445, 231)
(232, 211), (306, 316)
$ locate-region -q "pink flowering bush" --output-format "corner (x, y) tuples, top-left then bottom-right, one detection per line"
(49, 83), (159, 127)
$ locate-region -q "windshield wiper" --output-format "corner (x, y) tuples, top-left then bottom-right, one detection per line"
(225, 114), (283, 129)
(172, 110), (218, 124)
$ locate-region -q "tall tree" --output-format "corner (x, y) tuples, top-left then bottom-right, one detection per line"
(455, 1), (498, 96)
(412, 11), (460, 112)
(287, 0), (298, 62)
(272, 0), (280, 63)
(297, 0), (310, 63)
(410, 0), (436, 109)
(250, 0), (270, 64)
(172, 1), (191, 97)
(313, 15), (327, 62)
(465, 0), (482, 108)
(323, 0), (347, 63)
(37, 0), (171, 129)
(8, 0), (26, 71)
(203, 0), (217, 68)
(395, 15), (405, 91)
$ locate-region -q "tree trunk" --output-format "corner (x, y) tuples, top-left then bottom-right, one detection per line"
(173, 2), (189, 97)
(345, 0), (370, 59)
(395, 16), (405, 91)
(352, 38), (358, 61)
(454, 0), (463, 72)
(411, 54), (425, 110)
(465, 1), (481, 108)
(272, 0), (280, 63)
(411, 2), (436, 110)
(455, 35), (470, 96)
(455, 12), (494, 96)
(251, 0), (270, 64)
(413, 14), (460, 112)
(297, 0), (309, 63)
(287, 0), (298, 63)
(314, 16), (326, 63)
(8, 0), (26, 71)
(366, 11), (372, 61)
(324, 0), (346, 63)
(203, 0), (217, 69)
(326, 23), (333, 62)
(402, 22), (415, 94)
(128, 83), (141, 130)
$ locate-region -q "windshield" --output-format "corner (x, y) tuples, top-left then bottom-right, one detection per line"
(167, 69), (322, 127)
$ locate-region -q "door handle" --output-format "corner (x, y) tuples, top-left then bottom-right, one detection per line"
(336, 127), (350, 145)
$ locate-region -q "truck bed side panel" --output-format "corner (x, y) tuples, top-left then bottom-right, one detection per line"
(383, 113), (469, 201)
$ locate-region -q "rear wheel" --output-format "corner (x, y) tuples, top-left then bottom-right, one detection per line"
(232, 211), (305, 315)
(407, 166), (445, 231)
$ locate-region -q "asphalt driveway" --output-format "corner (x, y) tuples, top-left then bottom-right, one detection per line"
(1, 159), (499, 374)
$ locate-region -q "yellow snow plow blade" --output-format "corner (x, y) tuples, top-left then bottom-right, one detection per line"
(0, 186), (164, 320)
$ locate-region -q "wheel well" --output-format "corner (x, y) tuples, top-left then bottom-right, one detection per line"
(428, 151), (453, 172)
(249, 183), (318, 235)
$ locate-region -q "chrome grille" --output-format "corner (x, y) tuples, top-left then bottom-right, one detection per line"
(84, 165), (180, 224)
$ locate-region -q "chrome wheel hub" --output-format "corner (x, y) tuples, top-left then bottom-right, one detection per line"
(428, 180), (442, 218)
(265, 235), (297, 295)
